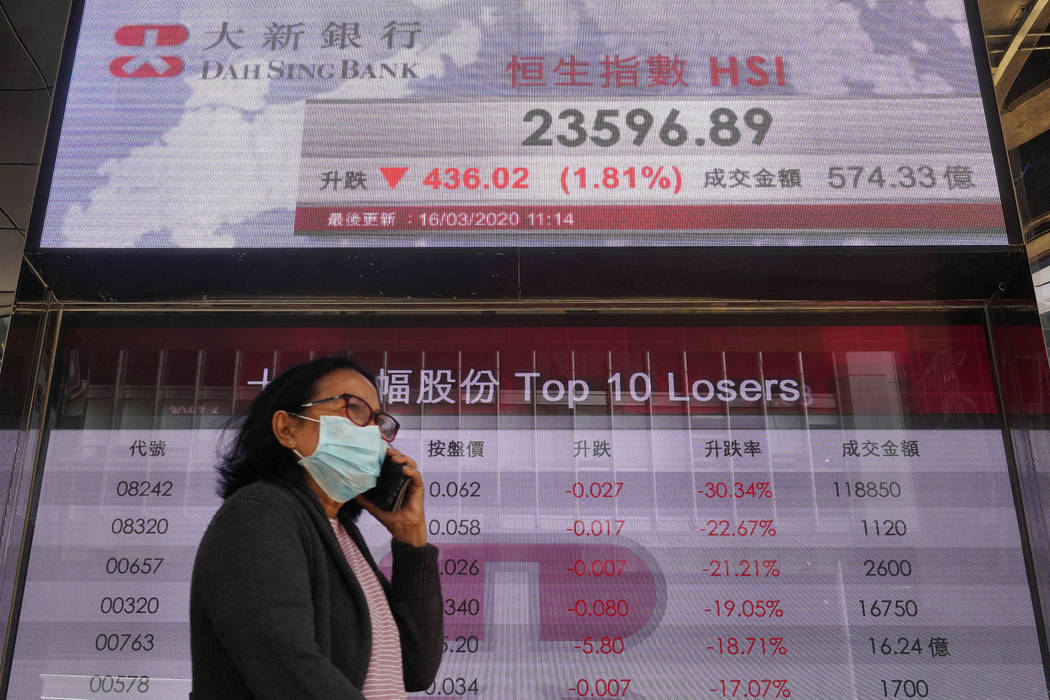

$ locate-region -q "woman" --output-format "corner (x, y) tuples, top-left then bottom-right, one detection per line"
(190, 356), (443, 699)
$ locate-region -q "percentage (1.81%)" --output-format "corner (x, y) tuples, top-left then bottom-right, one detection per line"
(560, 165), (683, 194)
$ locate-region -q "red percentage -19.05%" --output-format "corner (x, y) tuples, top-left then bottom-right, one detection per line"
(705, 600), (785, 618)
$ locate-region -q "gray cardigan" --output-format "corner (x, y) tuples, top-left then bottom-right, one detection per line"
(190, 479), (443, 699)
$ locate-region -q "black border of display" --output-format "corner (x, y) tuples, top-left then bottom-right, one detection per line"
(981, 314), (1050, 697)
(965, 0), (1024, 244)
(19, 0), (1029, 303)
(24, 0), (82, 256)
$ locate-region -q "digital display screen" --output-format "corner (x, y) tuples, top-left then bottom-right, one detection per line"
(35, 0), (1009, 248)
(4, 320), (1047, 698)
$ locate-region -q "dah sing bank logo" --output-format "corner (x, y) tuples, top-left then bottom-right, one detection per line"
(109, 24), (188, 78)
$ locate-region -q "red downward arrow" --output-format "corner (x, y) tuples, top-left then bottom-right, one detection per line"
(379, 167), (409, 188)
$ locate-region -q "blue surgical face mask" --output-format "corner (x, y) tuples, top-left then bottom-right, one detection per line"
(291, 414), (386, 503)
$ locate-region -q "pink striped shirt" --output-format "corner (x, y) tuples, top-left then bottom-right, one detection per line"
(330, 519), (406, 700)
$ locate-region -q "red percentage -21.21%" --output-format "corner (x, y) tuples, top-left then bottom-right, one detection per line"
(704, 560), (781, 577)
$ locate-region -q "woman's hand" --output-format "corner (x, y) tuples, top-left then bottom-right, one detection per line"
(355, 447), (427, 547)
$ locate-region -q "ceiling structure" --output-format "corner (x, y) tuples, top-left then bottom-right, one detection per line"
(0, 0), (1047, 284)
(985, 0), (1050, 150)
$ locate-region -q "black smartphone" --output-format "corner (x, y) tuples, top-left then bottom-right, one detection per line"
(362, 455), (412, 511)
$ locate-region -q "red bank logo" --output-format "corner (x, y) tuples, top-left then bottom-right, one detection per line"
(109, 25), (189, 78)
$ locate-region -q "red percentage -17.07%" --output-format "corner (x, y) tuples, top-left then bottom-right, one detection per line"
(711, 679), (791, 698)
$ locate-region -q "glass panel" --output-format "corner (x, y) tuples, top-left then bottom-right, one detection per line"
(4, 315), (1047, 699)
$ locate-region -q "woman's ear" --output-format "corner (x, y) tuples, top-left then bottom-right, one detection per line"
(272, 410), (298, 450)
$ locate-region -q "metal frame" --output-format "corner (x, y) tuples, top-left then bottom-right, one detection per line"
(11, 298), (1040, 315)
(0, 296), (62, 694)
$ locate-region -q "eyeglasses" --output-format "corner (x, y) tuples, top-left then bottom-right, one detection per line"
(298, 393), (400, 442)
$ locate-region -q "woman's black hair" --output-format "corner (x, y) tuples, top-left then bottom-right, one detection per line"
(217, 355), (378, 499)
